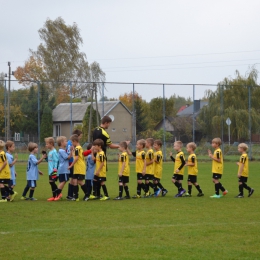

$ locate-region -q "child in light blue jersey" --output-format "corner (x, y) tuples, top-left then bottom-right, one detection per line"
(21, 142), (46, 200)
(5, 141), (18, 201)
(55, 136), (73, 201)
(84, 143), (96, 201)
(45, 137), (59, 201)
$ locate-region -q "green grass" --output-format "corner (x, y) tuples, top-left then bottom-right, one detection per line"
(1, 161), (260, 260)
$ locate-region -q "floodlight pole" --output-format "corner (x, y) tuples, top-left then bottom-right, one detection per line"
(4, 79), (7, 141)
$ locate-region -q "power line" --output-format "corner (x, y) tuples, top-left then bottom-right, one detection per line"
(89, 50), (260, 61)
(102, 58), (260, 70)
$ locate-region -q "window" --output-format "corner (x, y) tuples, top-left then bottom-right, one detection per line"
(53, 124), (61, 137)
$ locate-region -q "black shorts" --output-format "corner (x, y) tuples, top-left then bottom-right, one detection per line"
(238, 176), (248, 183)
(172, 174), (183, 181)
(212, 173), (222, 180)
(187, 175), (197, 183)
(153, 177), (161, 182)
(137, 173), (144, 180)
(118, 176), (129, 183)
(145, 174), (154, 181)
(0, 179), (10, 185)
(26, 180), (37, 188)
(59, 174), (70, 183)
(94, 175), (106, 182)
(72, 174), (85, 181)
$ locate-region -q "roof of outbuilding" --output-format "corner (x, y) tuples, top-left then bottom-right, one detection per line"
(53, 101), (132, 122)
(177, 101), (208, 117)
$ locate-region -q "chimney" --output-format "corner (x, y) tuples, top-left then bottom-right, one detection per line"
(81, 96), (87, 104)
(194, 100), (200, 113)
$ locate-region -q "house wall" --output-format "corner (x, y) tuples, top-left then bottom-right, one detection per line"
(155, 119), (175, 131)
(106, 103), (132, 143)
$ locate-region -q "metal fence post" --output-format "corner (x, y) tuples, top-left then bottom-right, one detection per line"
(132, 83), (136, 146)
(70, 82), (72, 135)
(221, 85), (224, 152)
(248, 85), (252, 160)
(37, 81), (40, 158)
(4, 80), (7, 141)
(192, 84), (195, 142)
(163, 84), (166, 161)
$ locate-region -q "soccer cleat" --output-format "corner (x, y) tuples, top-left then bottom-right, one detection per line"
(29, 197), (37, 201)
(20, 196), (28, 200)
(88, 195), (96, 200)
(197, 192), (204, 197)
(162, 189), (168, 197)
(235, 194), (244, 198)
(185, 193), (191, 197)
(179, 189), (186, 196)
(132, 194), (141, 199)
(10, 191), (18, 202)
(54, 193), (62, 201)
(100, 196), (110, 201)
(223, 190), (228, 196)
(210, 194), (221, 198)
(124, 196), (131, 199)
(0, 199), (7, 202)
(84, 197), (89, 201)
(47, 197), (55, 201)
(154, 188), (161, 197)
(66, 196), (74, 201)
(113, 196), (123, 200)
(174, 193), (180, 197)
(248, 188), (254, 197)
(143, 191), (152, 198)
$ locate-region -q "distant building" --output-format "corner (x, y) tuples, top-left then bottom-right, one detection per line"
(155, 100), (208, 142)
(52, 99), (132, 142)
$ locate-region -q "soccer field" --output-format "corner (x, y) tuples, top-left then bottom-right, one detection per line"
(1, 161), (260, 260)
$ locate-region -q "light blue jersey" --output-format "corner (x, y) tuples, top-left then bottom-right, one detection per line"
(58, 148), (70, 174)
(6, 152), (15, 181)
(67, 140), (73, 163)
(26, 154), (39, 180)
(86, 154), (95, 180)
(47, 149), (59, 175)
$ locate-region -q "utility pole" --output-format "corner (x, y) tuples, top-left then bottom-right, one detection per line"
(7, 62), (11, 140)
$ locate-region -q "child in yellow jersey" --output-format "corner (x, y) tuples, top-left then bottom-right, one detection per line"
(235, 143), (254, 198)
(144, 138), (155, 197)
(0, 140), (12, 202)
(184, 142), (204, 197)
(153, 140), (168, 197)
(208, 137), (228, 198)
(170, 141), (186, 197)
(114, 141), (130, 200)
(128, 139), (146, 199)
(92, 139), (109, 201)
(68, 134), (87, 201)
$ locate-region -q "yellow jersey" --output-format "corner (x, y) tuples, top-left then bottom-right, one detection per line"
(95, 151), (107, 177)
(0, 150), (10, 179)
(118, 151), (130, 176)
(238, 153), (248, 177)
(212, 148), (223, 174)
(173, 151), (185, 175)
(146, 148), (154, 175)
(135, 150), (146, 173)
(187, 153), (198, 175)
(154, 150), (163, 179)
(74, 145), (86, 175)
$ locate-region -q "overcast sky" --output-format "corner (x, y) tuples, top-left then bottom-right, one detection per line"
(1, 0), (260, 101)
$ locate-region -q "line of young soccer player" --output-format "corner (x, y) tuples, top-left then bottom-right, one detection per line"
(0, 134), (254, 202)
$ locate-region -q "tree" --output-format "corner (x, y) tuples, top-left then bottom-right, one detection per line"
(153, 129), (173, 142)
(82, 105), (100, 143)
(15, 17), (105, 101)
(135, 98), (148, 135)
(119, 91), (143, 111)
(149, 97), (176, 128)
(40, 105), (53, 142)
(198, 68), (260, 141)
